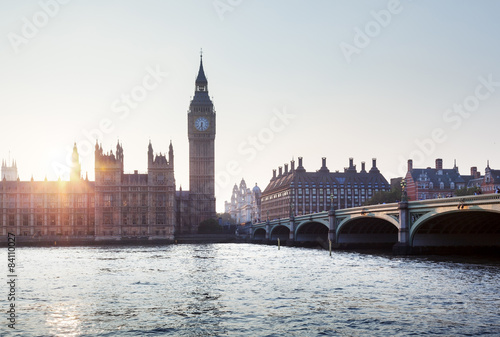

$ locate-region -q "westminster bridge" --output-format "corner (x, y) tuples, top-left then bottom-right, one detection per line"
(252, 194), (500, 254)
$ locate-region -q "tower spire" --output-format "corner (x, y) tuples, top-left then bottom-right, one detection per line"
(196, 51), (208, 89)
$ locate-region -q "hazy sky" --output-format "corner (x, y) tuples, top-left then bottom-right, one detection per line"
(1, 0), (500, 211)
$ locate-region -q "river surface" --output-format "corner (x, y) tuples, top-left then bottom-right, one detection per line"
(6, 244), (500, 336)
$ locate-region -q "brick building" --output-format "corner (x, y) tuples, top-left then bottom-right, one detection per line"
(261, 157), (390, 220)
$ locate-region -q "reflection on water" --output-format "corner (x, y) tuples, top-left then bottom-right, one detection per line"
(46, 303), (81, 337)
(13, 244), (500, 336)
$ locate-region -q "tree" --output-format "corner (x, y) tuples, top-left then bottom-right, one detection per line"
(454, 186), (481, 196)
(217, 212), (236, 225)
(198, 218), (223, 234)
(364, 183), (403, 205)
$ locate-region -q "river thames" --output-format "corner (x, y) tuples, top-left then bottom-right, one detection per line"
(8, 244), (500, 336)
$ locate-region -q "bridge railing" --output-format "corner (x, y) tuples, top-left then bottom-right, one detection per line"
(252, 194), (500, 229)
(408, 193), (500, 208)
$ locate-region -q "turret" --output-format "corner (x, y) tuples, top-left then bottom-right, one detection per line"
(169, 140), (174, 169)
(148, 140), (153, 165)
(70, 142), (81, 181)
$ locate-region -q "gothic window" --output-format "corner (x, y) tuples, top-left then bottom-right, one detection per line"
(104, 213), (112, 225)
(77, 196), (85, 208)
(77, 214), (84, 226)
(104, 194), (112, 207)
(156, 213), (165, 224)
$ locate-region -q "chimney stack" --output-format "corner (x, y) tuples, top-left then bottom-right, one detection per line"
(284, 164), (288, 174)
(372, 158), (377, 168)
(272, 169), (276, 179)
(322, 157), (327, 168)
(298, 157), (303, 167)
(278, 166), (283, 176)
(436, 158), (443, 170)
(361, 161), (366, 172)
(408, 159), (413, 172)
(471, 166), (479, 178)
(291, 160), (295, 171)
(349, 157), (354, 168)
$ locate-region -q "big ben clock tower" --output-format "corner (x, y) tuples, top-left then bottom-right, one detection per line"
(188, 53), (216, 231)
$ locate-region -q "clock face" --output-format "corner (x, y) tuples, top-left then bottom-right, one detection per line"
(195, 117), (209, 131)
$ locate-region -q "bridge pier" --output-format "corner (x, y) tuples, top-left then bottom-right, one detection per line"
(265, 221), (270, 241)
(288, 216), (295, 246)
(393, 201), (412, 255)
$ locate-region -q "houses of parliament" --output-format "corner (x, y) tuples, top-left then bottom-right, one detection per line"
(0, 56), (216, 241)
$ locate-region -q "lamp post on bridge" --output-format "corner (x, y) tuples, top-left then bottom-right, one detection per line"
(401, 178), (408, 202)
(265, 210), (270, 241)
(289, 196), (295, 246)
(394, 178), (411, 254)
(328, 194), (336, 245)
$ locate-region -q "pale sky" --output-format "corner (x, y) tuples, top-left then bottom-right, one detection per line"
(1, 0), (500, 212)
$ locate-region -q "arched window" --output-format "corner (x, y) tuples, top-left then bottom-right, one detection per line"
(450, 182), (455, 189)
(440, 182), (444, 189)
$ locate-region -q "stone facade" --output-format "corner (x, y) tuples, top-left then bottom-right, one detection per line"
(186, 54), (217, 232)
(224, 179), (262, 224)
(93, 141), (176, 240)
(0, 56), (217, 240)
(1, 159), (18, 181)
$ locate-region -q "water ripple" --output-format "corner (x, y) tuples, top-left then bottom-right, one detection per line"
(12, 244), (500, 336)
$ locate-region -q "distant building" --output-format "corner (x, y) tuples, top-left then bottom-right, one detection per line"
(93, 141), (176, 239)
(481, 162), (500, 194)
(405, 159), (466, 200)
(1, 159), (18, 181)
(0, 55), (219, 239)
(261, 157), (390, 220)
(224, 179), (262, 224)
(462, 166), (483, 190)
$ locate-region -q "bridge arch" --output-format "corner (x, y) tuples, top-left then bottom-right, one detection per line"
(253, 228), (266, 240)
(337, 215), (399, 246)
(270, 225), (290, 241)
(410, 209), (500, 247)
(295, 221), (328, 243)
